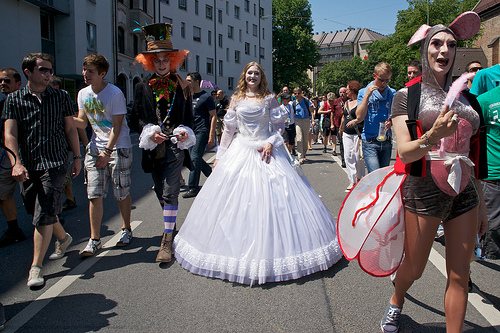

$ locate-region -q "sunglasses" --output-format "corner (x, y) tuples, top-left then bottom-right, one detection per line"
(376, 75), (391, 83)
(468, 67), (482, 73)
(0, 78), (11, 84)
(36, 66), (54, 75)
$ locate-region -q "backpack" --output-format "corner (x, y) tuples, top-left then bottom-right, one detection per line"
(291, 98), (310, 117)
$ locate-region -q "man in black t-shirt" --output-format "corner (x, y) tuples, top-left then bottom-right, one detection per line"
(215, 89), (229, 143)
(183, 72), (216, 198)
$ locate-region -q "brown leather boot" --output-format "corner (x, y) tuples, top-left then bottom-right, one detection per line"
(155, 233), (173, 263)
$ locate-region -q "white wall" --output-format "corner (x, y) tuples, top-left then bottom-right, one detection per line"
(0, 1), (41, 82)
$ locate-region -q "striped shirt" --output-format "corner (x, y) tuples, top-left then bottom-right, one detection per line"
(2, 85), (73, 171)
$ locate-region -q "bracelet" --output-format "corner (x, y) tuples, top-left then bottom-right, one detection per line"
(104, 147), (113, 154)
(419, 132), (435, 149)
(73, 155), (82, 160)
(102, 150), (111, 157)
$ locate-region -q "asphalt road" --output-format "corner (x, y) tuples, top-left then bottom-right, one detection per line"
(0, 138), (499, 333)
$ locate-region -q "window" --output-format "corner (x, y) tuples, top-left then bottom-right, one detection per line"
(259, 6), (264, 17)
(234, 5), (240, 19)
(181, 22), (186, 38)
(218, 9), (222, 23)
(260, 47), (265, 59)
(218, 34), (223, 48)
(86, 22), (97, 51)
(228, 77), (234, 90)
(253, 4), (256, 15)
(206, 5), (213, 20)
(262, 28), (265, 39)
(244, 42), (250, 55)
(226, 48), (229, 62)
(254, 45), (257, 57)
(244, 0), (249, 12)
(252, 24), (257, 37)
(207, 58), (214, 75)
(225, 1), (229, 15)
(234, 50), (240, 64)
(133, 35), (139, 55)
(195, 0), (198, 15)
(180, 58), (187, 71)
(193, 26), (201, 42)
(208, 30), (212, 45)
(118, 27), (125, 53)
(178, 0), (186, 10)
(228, 25), (234, 39)
(218, 60), (223, 76)
(41, 12), (55, 41)
(195, 55), (200, 72)
(142, 0), (147, 11)
(246, 21), (249, 34)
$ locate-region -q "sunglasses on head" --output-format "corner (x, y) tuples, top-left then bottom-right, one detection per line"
(0, 78), (11, 84)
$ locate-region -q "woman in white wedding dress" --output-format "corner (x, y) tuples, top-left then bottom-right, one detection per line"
(173, 62), (343, 285)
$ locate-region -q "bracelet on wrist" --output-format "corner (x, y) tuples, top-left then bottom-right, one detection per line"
(419, 132), (435, 149)
(102, 150), (111, 157)
(73, 155), (82, 160)
(104, 147), (113, 154)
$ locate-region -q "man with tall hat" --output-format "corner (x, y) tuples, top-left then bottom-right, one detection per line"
(132, 23), (194, 263)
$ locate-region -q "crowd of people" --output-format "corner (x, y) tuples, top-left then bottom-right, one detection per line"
(0, 14), (499, 332)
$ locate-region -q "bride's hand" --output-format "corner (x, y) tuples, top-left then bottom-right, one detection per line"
(258, 143), (273, 164)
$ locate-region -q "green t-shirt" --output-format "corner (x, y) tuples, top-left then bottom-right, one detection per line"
(477, 85), (500, 180)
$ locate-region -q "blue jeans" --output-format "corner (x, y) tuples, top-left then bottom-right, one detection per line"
(362, 138), (392, 173)
(187, 131), (212, 190)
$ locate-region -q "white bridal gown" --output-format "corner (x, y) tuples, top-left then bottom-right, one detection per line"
(173, 94), (343, 285)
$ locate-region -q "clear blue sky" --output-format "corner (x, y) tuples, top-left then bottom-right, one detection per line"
(310, 0), (410, 35)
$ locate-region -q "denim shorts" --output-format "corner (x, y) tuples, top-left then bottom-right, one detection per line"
(402, 171), (479, 222)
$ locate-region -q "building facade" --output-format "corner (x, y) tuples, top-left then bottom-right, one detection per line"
(309, 28), (386, 95)
(0, 0), (273, 103)
(473, 0), (500, 67)
(156, 0), (273, 94)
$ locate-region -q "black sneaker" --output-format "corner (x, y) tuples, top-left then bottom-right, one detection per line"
(182, 189), (199, 198)
(323, 147), (327, 153)
(380, 304), (402, 333)
(0, 227), (26, 247)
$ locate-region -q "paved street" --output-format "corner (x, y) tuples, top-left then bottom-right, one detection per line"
(1, 136), (499, 333)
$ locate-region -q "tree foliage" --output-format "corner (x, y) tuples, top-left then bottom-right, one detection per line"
(272, 0), (320, 93)
(317, 0), (479, 92)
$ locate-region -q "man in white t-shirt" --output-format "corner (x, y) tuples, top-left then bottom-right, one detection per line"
(74, 54), (133, 257)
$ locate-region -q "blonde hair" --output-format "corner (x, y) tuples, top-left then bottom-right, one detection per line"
(232, 61), (271, 101)
(374, 62), (392, 76)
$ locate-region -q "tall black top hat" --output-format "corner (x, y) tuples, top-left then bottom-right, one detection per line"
(141, 23), (177, 53)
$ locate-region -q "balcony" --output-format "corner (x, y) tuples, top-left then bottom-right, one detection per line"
(129, 8), (153, 29)
(24, 0), (70, 15)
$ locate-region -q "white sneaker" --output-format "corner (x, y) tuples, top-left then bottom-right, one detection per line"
(79, 239), (102, 257)
(49, 233), (73, 260)
(116, 229), (132, 247)
(27, 266), (44, 287)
